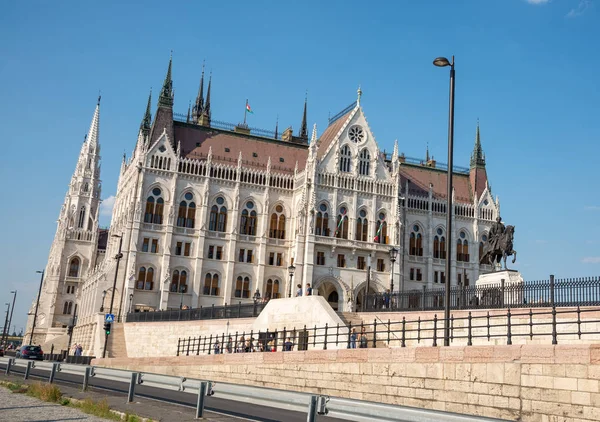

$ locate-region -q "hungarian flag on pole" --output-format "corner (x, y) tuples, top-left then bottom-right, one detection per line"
(246, 103), (253, 114)
(373, 220), (385, 243)
(334, 209), (346, 237)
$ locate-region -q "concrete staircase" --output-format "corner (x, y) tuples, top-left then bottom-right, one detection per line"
(336, 312), (364, 329)
(106, 323), (128, 358)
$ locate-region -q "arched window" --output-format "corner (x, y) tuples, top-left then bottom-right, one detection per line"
(359, 149), (370, 176)
(77, 206), (86, 228)
(434, 228), (446, 259)
(269, 205), (286, 239)
(203, 273), (220, 296)
(239, 201), (257, 235)
(339, 145), (352, 173)
(209, 197), (227, 232)
(144, 187), (164, 224)
(479, 234), (487, 263)
(335, 206), (349, 239)
(374, 212), (387, 244)
(273, 280), (280, 299)
(177, 192), (196, 228)
(83, 183), (89, 192)
(315, 203), (329, 236)
(457, 231), (469, 262)
(170, 270), (188, 293)
(409, 225), (423, 256)
(136, 266), (154, 290)
(63, 301), (73, 315)
(235, 276), (251, 298)
(355, 209), (368, 241)
(266, 279), (273, 299)
(68, 257), (80, 277)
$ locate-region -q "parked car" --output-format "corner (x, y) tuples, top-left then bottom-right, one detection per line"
(16, 345), (44, 360)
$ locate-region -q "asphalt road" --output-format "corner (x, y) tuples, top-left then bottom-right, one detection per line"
(0, 360), (346, 422)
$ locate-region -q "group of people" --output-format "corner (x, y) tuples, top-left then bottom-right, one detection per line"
(349, 327), (369, 349)
(296, 283), (312, 297)
(211, 336), (294, 354)
(70, 343), (83, 356)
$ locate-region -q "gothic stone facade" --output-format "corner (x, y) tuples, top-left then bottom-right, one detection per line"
(26, 58), (498, 352)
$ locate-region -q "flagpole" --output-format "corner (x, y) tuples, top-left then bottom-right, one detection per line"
(244, 99), (248, 125)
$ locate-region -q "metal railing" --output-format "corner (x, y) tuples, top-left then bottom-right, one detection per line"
(366, 276), (600, 312)
(0, 357), (501, 421)
(177, 306), (600, 355)
(126, 301), (267, 323)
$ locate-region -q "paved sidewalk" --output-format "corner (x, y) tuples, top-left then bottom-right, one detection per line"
(0, 386), (111, 421)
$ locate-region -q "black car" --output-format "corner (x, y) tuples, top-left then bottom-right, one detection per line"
(16, 345), (44, 360)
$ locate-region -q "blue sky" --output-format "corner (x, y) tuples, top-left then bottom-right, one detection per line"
(1, 0), (598, 332)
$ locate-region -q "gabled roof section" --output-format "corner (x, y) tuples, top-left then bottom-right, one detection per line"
(317, 102), (358, 158)
(174, 122), (308, 174)
(400, 164), (472, 204)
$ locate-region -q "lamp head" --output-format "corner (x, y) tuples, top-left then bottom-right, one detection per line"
(129, 293), (133, 300)
(288, 265), (296, 275)
(389, 247), (399, 261)
(36, 270), (43, 274)
(102, 290), (107, 298)
(433, 57), (451, 67)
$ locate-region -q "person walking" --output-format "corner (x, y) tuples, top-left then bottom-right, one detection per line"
(296, 284), (303, 297)
(359, 327), (368, 349)
(349, 328), (357, 349)
(305, 283), (312, 296)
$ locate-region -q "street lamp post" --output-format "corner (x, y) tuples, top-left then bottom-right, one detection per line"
(2, 303), (9, 346)
(102, 234), (124, 359)
(433, 55), (456, 347)
(100, 290), (107, 312)
(389, 247), (398, 292)
(29, 270), (45, 345)
(3, 290), (17, 346)
(179, 284), (185, 309)
(128, 294), (134, 314)
(287, 265), (296, 298)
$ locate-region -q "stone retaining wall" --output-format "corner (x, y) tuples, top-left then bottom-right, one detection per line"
(93, 344), (600, 421)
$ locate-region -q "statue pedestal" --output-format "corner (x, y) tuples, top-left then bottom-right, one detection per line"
(475, 270), (525, 308)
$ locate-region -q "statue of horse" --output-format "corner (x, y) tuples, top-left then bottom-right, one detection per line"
(479, 225), (517, 271)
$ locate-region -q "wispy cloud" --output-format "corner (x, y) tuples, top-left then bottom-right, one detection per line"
(566, 0), (591, 17)
(581, 257), (600, 264)
(100, 195), (116, 217)
(584, 205), (600, 211)
(526, 0), (550, 4)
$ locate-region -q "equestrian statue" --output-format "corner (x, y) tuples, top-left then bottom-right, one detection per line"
(479, 216), (517, 270)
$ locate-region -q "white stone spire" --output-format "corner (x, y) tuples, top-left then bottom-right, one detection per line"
(86, 96), (101, 153)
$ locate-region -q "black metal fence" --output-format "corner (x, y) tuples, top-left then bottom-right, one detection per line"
(365, 276), (600, 312)
(176, 306), (600, 356)
(126, 301), (267, 323)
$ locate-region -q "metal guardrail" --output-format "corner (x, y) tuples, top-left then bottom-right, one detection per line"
(126, 301), (267, 323)
(0, 356), (506, 421)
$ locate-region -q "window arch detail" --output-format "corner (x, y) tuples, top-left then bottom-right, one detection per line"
(68, 257), (81, 277)
(203, 273), (220, 296)
(265, 278), (281, 299)
(177, 192), (196, 228)
(170, 269), (189, 293)
(63, 301), (73, 315)
(144, 187), (164, 224)
(335, 206), (349, 239)
(234, 276), (251, 298)
(209, 197), (228, 232)
(136, 266), (155, 290)
(339, 145), (352, 172)
(269, 204), (286, 239)
(359, 149), (370, 176)
(355, 209), (368, 241)
(240, 200), (257, 236)
(409, 224), (423, 256)
(457, 231), (470, 262)
(315, 203), (330, 236)
(374, 212), (387, 244)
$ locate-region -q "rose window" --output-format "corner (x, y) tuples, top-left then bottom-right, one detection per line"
(349, 125), (365, 143)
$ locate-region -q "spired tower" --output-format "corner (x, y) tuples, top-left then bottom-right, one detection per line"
(25, 98), (104, 348)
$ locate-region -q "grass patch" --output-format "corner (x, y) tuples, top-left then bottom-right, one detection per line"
(1, 380), (150, 421)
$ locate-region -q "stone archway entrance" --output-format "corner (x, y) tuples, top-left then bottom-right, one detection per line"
(316, 279), (342, 311)
(355, 286), (377, 311)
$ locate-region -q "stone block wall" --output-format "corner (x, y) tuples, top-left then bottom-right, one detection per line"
(93, 344), (600, 421)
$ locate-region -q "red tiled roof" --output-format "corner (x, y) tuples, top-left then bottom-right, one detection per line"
(317, 109), (355, 158)
(174, 123), (308, 173)
(400, 164), (472, 204)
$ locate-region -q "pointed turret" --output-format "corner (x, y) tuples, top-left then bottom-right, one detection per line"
(140, 90), (152, 135)
(470, 120), (486, 168)
(150, 54), (175, 147)
(86, 96), (101, 153)
(299, 94), (308, 140)
(193, 63), (205, 123)
(158, 53), (174, 108)
(425, 143), (430, 162)
(199, 72), (211, 126)
(469, 120), (488, 200)
(186, 101), (191, 123)
(274, 116), (279, 140)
